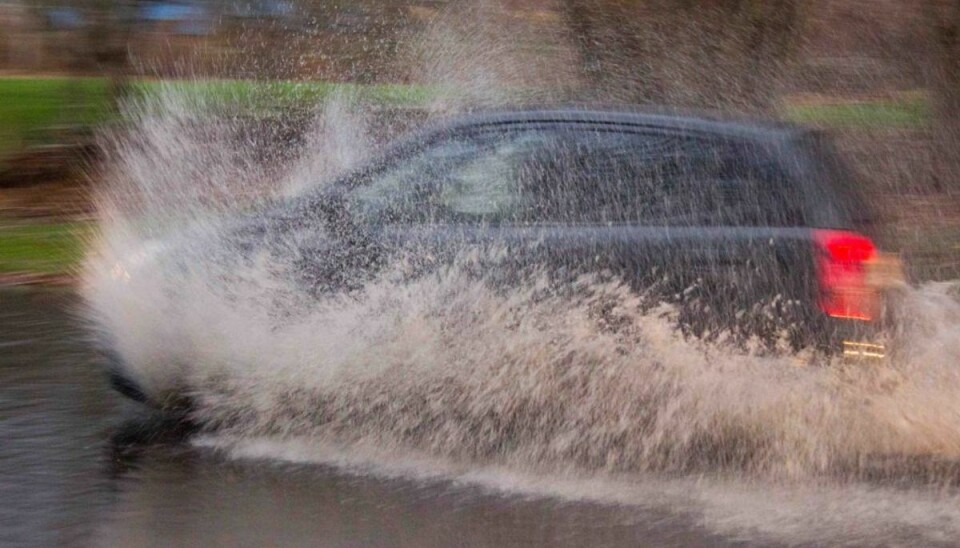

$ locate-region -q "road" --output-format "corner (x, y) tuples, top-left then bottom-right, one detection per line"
(0, 288), (745, 547)
(6, 287), (960, 547)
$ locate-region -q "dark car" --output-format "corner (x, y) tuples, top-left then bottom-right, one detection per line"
(106, 108), (902, 404)
(302, 109), (899, 346)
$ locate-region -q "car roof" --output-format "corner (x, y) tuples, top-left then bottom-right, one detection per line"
(413, 106), (808, 144)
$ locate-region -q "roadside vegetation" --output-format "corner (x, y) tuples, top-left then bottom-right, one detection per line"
(0, 75), (936, 165)
(2, 0), (960, 283)
(0, 222), (94, 276)
(0, 76), (939, 158)
(783, 95), (930, 129)
(0, 77), (110, 162)
(0, 75), (949, 281)
(0, 77), (432, 162)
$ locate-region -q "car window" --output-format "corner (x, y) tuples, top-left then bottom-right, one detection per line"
(436, 132), (554, 222)
(518, 130), (804, 226)
(347, 136), (485, 222)
(347, 130), (552, 224)
(347, 126), (804, 227)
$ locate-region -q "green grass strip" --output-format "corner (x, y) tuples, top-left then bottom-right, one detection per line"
(0, 77), (113, 159)
(0, 222), (96, 274)
(0, 77), (434, 161)
(783, 97), (931, 129)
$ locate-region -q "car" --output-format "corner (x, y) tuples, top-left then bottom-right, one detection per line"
(103, 107), (903, 405)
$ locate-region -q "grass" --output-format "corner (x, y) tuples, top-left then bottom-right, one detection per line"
(0, 77), (113, 161)
(782, 96), (931, 129)
(0, 76), (433, 162)
(0, 222), (95, 275)
(132, 79), (434, 110)
(0, 76), (934, 164)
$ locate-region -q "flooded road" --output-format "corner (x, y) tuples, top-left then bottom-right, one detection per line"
(1, 288), (742, 547)
(7, 286), (960, 547)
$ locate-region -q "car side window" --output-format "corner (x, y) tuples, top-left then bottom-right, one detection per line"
(347, 130), (554, 224)
(346, 125), (803, 227)
(347, 135), (486, 223)
(435, 131), (555, 222)
(516, 130), (804, 226)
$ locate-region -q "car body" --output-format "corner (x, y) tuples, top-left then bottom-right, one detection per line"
(299, 109), (897, 347)
(105, 107), (902, 405)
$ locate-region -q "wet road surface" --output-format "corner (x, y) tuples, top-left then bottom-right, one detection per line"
(0, 288), (743, 547)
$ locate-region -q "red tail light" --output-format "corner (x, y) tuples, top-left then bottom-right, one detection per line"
(813, 230), (878, 321)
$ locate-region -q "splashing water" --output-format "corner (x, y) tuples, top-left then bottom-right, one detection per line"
(85, 213), (960, 480)
(80, 16), (960, 545)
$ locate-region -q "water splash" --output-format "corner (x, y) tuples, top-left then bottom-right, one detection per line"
(79, 11), (960, 545)
(84, 169), (960, 480)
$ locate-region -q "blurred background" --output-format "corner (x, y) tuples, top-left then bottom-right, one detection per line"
(0, 0), (958, 284)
